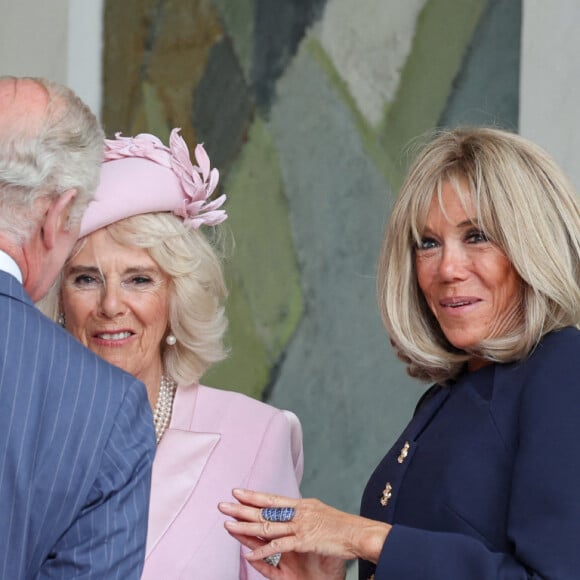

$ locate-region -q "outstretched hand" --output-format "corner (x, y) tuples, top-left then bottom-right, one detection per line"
(218, 488), (391, 571)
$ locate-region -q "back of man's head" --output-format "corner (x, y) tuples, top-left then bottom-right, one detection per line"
(0, 76), (104, 245)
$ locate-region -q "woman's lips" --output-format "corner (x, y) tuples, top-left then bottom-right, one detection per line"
(439, 296), (481, 310)
(92, 330), (134, 344)
(96, 331), (131, 340)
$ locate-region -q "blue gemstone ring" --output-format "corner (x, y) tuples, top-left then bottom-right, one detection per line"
(261, 507), (295, 522)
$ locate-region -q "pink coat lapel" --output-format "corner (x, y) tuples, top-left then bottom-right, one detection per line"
(146, 385), (220, 556)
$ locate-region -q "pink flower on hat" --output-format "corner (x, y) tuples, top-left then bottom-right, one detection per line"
(103, 128), (227, 229)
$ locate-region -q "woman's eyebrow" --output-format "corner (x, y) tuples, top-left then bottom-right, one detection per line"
(65, 265), (100, 275)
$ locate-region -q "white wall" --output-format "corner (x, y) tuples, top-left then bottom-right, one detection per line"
(67, 0), (104, 116)
(520, 0), (580, 190)
(0, 0), (103, 117)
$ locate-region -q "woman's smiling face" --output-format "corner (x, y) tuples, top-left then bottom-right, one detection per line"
(61, 227), (170, 388)
(414, 180), (522, 366)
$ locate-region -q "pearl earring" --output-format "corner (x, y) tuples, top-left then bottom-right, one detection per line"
(57, 313), (65, 327)
(165, 334), (177, 346)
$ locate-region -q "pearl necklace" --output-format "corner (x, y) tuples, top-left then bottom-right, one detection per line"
(153, 374), (176, 444)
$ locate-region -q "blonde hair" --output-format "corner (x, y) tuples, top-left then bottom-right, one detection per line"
(41, 212), (228, 386)
(378, 127), (580, 383)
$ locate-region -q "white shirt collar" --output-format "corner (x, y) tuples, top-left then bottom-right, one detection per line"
(0, 249), (23, 283)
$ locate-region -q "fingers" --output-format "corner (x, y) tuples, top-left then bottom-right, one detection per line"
(232, 488), (299, 509)
(227, 530), (264, 551)
(227, 531), (286, 579)
(219, 496), (298, 528)
(246, 558), (282, 579)
(219, 501), (293, 534)
(218, 501), (263, 522)
(225, 525), (297, 560)
(224, 519), (293, 543)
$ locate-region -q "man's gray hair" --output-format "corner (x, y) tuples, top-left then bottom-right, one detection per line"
(0, 77), (104, 244)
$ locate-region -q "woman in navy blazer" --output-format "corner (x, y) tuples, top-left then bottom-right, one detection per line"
(219, 127), (580, 579)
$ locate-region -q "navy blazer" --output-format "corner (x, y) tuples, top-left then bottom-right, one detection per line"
(360, 327), (580, 579)
(0, 272), (156, 579)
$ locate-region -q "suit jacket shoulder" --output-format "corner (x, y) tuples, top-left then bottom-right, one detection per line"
(0, 272), (155, 578)
(362, 327), (580, 580)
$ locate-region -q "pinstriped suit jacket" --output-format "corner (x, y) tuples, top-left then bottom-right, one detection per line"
(0, 271), (156, 579)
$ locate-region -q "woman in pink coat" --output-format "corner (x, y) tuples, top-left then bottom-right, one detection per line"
(40, 129), (303, 579)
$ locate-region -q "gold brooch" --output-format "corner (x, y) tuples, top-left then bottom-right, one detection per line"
(397, 441), (410, 464)
(380, 482), (392, 507)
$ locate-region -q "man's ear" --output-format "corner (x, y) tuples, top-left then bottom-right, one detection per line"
(41, 189), (78, 250)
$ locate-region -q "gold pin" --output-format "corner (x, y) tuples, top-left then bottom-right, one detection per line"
(397, 441), (410, 464)
(380, 482), (392, 507)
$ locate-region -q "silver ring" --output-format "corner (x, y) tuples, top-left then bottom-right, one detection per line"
(263, 553), (282, 567)
(261, 507), (295, 522)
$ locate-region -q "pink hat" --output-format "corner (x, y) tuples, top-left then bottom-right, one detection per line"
(80, 128), (227, 237)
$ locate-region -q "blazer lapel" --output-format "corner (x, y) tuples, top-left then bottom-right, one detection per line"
(409, 385), (451, 441)
(146, 385), (220, 556)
